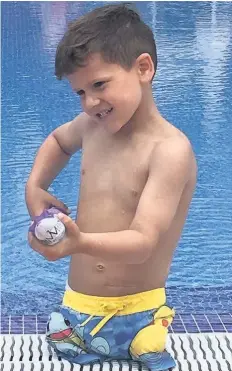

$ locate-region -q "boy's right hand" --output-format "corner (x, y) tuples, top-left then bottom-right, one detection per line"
(25, 185), (71, 219)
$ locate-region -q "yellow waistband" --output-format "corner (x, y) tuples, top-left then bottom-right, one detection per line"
(63, 288), (166, 336)
(62, 287), (166, 316)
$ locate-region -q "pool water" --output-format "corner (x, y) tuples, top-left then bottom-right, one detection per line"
(1, 1), (232, 315)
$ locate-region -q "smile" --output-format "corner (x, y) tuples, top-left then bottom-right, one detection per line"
(96, 108), (113, 119)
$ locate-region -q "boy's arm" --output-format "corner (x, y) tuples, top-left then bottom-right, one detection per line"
(78, 136), (195, 264)
(26, 113), (88, 217)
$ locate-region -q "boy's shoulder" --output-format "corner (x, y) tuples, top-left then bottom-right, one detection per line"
(149, 125), (196, 179)
(158, 129), (193, 155)
(156, 119), (194, 156)
(72, 112), (92, 130)
(72, 112), (99, 135)
(53, 112), (93, 155)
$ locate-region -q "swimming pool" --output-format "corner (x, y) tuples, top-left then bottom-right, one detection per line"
(1, 0), (232, 327)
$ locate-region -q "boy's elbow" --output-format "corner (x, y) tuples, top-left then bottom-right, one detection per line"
(131, 230), (160, 264)
(132, 232), (154, 264)
(140, 236), (154, 263)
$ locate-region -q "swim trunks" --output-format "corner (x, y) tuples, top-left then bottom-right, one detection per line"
(46, 286), (176, 371)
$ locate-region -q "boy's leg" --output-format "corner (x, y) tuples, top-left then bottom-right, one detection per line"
(46, 311), (106, 364)
(129, 305), (176, 371)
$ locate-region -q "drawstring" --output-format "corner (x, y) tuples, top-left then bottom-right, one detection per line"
(78, 302), (173, 336)
(90, 308), (122, 336)
(79, 302), (130, 336)
(79, 314), (95, 328)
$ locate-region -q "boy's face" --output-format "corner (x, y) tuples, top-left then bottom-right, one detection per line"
(67, 53), (144, 134)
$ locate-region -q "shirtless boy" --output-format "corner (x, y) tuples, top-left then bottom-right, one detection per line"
(26, 4), (197, 371)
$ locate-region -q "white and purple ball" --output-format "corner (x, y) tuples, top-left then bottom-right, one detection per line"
(35, 216), (65, 245)
(30, 207), (66, 245)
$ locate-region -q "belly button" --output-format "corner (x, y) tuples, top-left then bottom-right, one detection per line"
(96, 264), (105, 271)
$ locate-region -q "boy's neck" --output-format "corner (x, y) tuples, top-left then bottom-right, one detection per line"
(118, 88), (162, 138)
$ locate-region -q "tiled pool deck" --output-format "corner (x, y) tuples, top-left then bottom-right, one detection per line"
(1, 313), (232, 335)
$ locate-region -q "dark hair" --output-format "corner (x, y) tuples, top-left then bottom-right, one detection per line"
(55, 3), (157, 80)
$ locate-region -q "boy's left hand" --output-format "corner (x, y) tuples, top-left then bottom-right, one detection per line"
(28, 213), (82, 261)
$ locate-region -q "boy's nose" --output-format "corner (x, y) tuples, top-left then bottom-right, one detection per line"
(84, 95), (100, 113)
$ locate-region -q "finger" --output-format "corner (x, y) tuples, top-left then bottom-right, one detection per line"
(48, 195), (71, 214)
(57, 213), (78, 236)
(57, 213), (72, 225)
(28, 232), (46, 254)
(28, 232), (60, 261)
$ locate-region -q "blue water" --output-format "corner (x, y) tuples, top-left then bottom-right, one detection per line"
(1, 1), (232, 315)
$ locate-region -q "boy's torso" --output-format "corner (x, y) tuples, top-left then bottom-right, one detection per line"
(68, 117), (197, 296)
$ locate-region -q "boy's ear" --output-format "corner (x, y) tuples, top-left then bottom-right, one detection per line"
(136, 53), (154, 83)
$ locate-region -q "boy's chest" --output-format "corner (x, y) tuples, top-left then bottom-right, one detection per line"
(80, 139), (152, 210)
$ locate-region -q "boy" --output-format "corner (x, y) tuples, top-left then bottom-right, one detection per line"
(26, 4), (197, 371)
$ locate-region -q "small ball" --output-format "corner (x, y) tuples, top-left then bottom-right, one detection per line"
(35, 216), (65, 245)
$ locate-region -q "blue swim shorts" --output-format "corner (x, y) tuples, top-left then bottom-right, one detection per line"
(46, 287), (176, 371)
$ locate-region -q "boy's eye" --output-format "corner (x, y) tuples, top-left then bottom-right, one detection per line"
(93, 81), (105, 88)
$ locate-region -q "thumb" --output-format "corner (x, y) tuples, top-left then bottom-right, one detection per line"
(57, 213), (79, 235)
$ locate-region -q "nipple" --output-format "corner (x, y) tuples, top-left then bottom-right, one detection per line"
(131, 189), (138, 197)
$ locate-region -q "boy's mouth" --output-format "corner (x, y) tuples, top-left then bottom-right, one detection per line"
(96, 107), (113, 119)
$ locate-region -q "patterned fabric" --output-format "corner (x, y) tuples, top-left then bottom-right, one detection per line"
(46, 304), (176, 371)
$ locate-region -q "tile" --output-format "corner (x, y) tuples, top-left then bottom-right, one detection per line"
(181, 318), (195, 322)
(10, 324), (23, 330)
(1, 316), (9, 321)
(24, 322), (36, 328)
(187, 328), (200, 333)
(180, 317), (193, 323)
(197, 327), (213, 332)
(11, 319), (23, 325)
(37, 325), (46, 333)
(24, 315), (36, 320)
(38, 328), (46, 334)
(10, 316), (23, 320)
(1, 323), (10, 328)
(10, 328), (23, 334)
(194, 320), (209, 325)
(210, 326), (225, 332)
(1, 329), (10, 334)
(211, 328), (225, 333)
(174, 328), (186, 333)
(192, 314), (204, 321)
(23, 318), (36, 325)
(37, 315), (49, 321)
(206, 314), (220, 321)
(173, 328), (187, 333)
(0, 325), (9, 333)
(199, 328), (214, 333)
(23, 328), (37, 334)
(182, 322), (197, 328)
(219, 315), (232, 324)
(172, 321), (184, 325)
